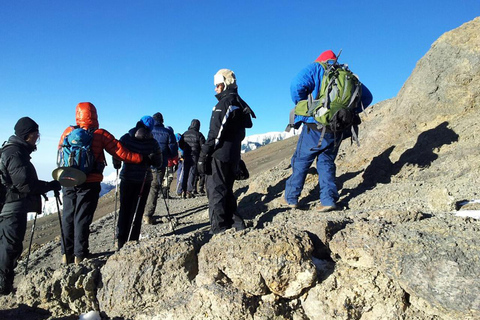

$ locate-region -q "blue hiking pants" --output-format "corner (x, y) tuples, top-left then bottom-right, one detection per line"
(284, 127), (341, 206)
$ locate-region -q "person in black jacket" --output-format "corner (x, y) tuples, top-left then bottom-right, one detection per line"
(0, 117), (61, 295)
(179, 119), (205, 198)
(113, 116), (162, 250)
(198, 69), (255, 234)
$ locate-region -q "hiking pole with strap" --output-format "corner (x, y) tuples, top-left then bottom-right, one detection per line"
(113, 168), (119, 245)
(157, 170), (176, 232)
(54, 190), (67, 256)
(127, 170), (148, 242)
(24, 193), (47, 275)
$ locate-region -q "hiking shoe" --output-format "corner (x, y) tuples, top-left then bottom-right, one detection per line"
(74, 256), (85, 265)
(144, 216), (153, 225)
(62, 254), (73, 265)
(280, 197), (298, 209)
(316, 204), (338, 212)
(186, 192), (195, 199)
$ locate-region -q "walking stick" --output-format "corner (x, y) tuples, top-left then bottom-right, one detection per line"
(54, 190), (67, 255)
(158, 171), (176, 232)
(113, 168), (119, 244)
(127, 170), (148, 242)
(24, 194), (47, 275)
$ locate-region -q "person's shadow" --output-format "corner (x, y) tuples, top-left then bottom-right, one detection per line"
(340, 121), (459, 205)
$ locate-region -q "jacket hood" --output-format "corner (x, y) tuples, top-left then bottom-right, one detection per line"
(76, 102), (99, 130)
(188, 119), (200, 131)
(7, 134), (36, 153)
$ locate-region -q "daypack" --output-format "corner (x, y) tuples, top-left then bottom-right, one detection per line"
(57, 127), (99, 175)
(288, 56), (363, 149)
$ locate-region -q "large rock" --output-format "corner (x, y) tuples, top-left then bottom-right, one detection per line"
(97, 236), (199, 318)
(329, 216), (480, 319)
(197, 226), (317, 298)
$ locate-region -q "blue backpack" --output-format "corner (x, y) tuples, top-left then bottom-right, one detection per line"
(57, 127), (97, 174)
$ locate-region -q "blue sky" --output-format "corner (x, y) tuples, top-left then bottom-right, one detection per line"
(1, 1), (479, 180)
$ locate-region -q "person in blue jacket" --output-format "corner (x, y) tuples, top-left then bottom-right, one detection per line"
(283, 50), (373, 212)
(144, 112), (178, 224)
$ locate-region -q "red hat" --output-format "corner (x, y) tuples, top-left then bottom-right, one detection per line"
(315, 50), (336, 62)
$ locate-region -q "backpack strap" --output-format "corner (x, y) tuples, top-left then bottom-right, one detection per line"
(285, 108), (296, 132)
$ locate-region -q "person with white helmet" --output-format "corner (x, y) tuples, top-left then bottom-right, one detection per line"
(198, 69), (255, 234)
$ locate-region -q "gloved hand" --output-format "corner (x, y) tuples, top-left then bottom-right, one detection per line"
(48, 180), (62, 192)
(112, 157), (122, 170)
(144, 152), (162, 168)
(197, 153), (211, 175)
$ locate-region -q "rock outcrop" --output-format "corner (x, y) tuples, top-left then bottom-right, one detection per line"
(1, 17), (479, 320)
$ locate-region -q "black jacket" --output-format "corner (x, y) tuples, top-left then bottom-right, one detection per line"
(202, 88), (254, 163)
(119, 128), (162, 183)
(0, 135), (50, 216)
(179, 120), (205, 159)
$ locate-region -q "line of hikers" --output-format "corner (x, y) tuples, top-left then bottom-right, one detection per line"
(0, 51), (373, 296)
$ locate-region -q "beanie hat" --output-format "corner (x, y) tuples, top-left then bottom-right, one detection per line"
(14, 117), (39, 140)
(315, 50), (336, 62)
(214, 69), (237, 89)
(153, 112), (163, 124)
(141, 115), (155, 132)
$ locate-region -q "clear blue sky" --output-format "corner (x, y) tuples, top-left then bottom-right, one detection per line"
(1, 1), (479, 181)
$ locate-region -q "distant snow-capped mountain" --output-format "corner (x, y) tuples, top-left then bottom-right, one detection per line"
(241, 129), (300, 153)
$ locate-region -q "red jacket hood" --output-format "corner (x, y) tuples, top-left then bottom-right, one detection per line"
(76, 102), (99, 130)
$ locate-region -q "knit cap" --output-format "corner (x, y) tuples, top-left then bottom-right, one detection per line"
(315, 50), (337, 62)
(14, 117), (39, 140)
(141, 115), (155, 132)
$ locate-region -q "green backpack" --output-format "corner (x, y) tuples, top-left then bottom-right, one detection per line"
(295, 62), (362, 132)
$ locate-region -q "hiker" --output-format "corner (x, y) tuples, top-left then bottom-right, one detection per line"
(175, 133), (184, 196)
(283, 50), (373, 211)
(179, 119), (205, 198)
(198, 69), (255, 234)
(58, 102), (145, 265)
(114, 116), (162, 249)
(164, 126), (179, 199)
(144, 113), (178, 225)
(0, 117), (61, 295)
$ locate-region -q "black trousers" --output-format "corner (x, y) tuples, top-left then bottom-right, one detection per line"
(117, 179), (151, 248)
(182, 156), (198, 193)
(0, 212), (27, 289)
(62, 182), (101, 258)
(206, 158), (245, 234)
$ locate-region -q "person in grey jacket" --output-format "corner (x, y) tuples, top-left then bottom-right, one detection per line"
(0, 117), (61, 295)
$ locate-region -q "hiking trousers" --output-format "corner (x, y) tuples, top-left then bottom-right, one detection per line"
(176, 160), (184, 195)
(117, 179), (151, 248)
(0, 211), (27, 292)
(284, 127), (341, 206)
(61, 182), (101, 259)
(182, 155), (198, 194)
(206, 157), (245, 234)
(145, 168), (166, 218)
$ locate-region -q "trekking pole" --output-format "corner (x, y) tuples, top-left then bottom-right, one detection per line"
(113, 168), (119, 244)
(24, 194), (47, 275)
(54, 190), (67, 256)
(127, 170), (148, 242)
(158, 171), (176, 232)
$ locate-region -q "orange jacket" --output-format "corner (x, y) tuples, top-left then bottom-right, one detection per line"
(58, 102), (143, 183)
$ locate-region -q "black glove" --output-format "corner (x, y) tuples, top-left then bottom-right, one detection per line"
(144, 153), (162, 167)
(197, 153), (211, 175)
(48, 180), (62, 192)
(112, 157), (122, 170)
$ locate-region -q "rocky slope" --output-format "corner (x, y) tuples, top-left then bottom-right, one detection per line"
(1, 17), (480, 320)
